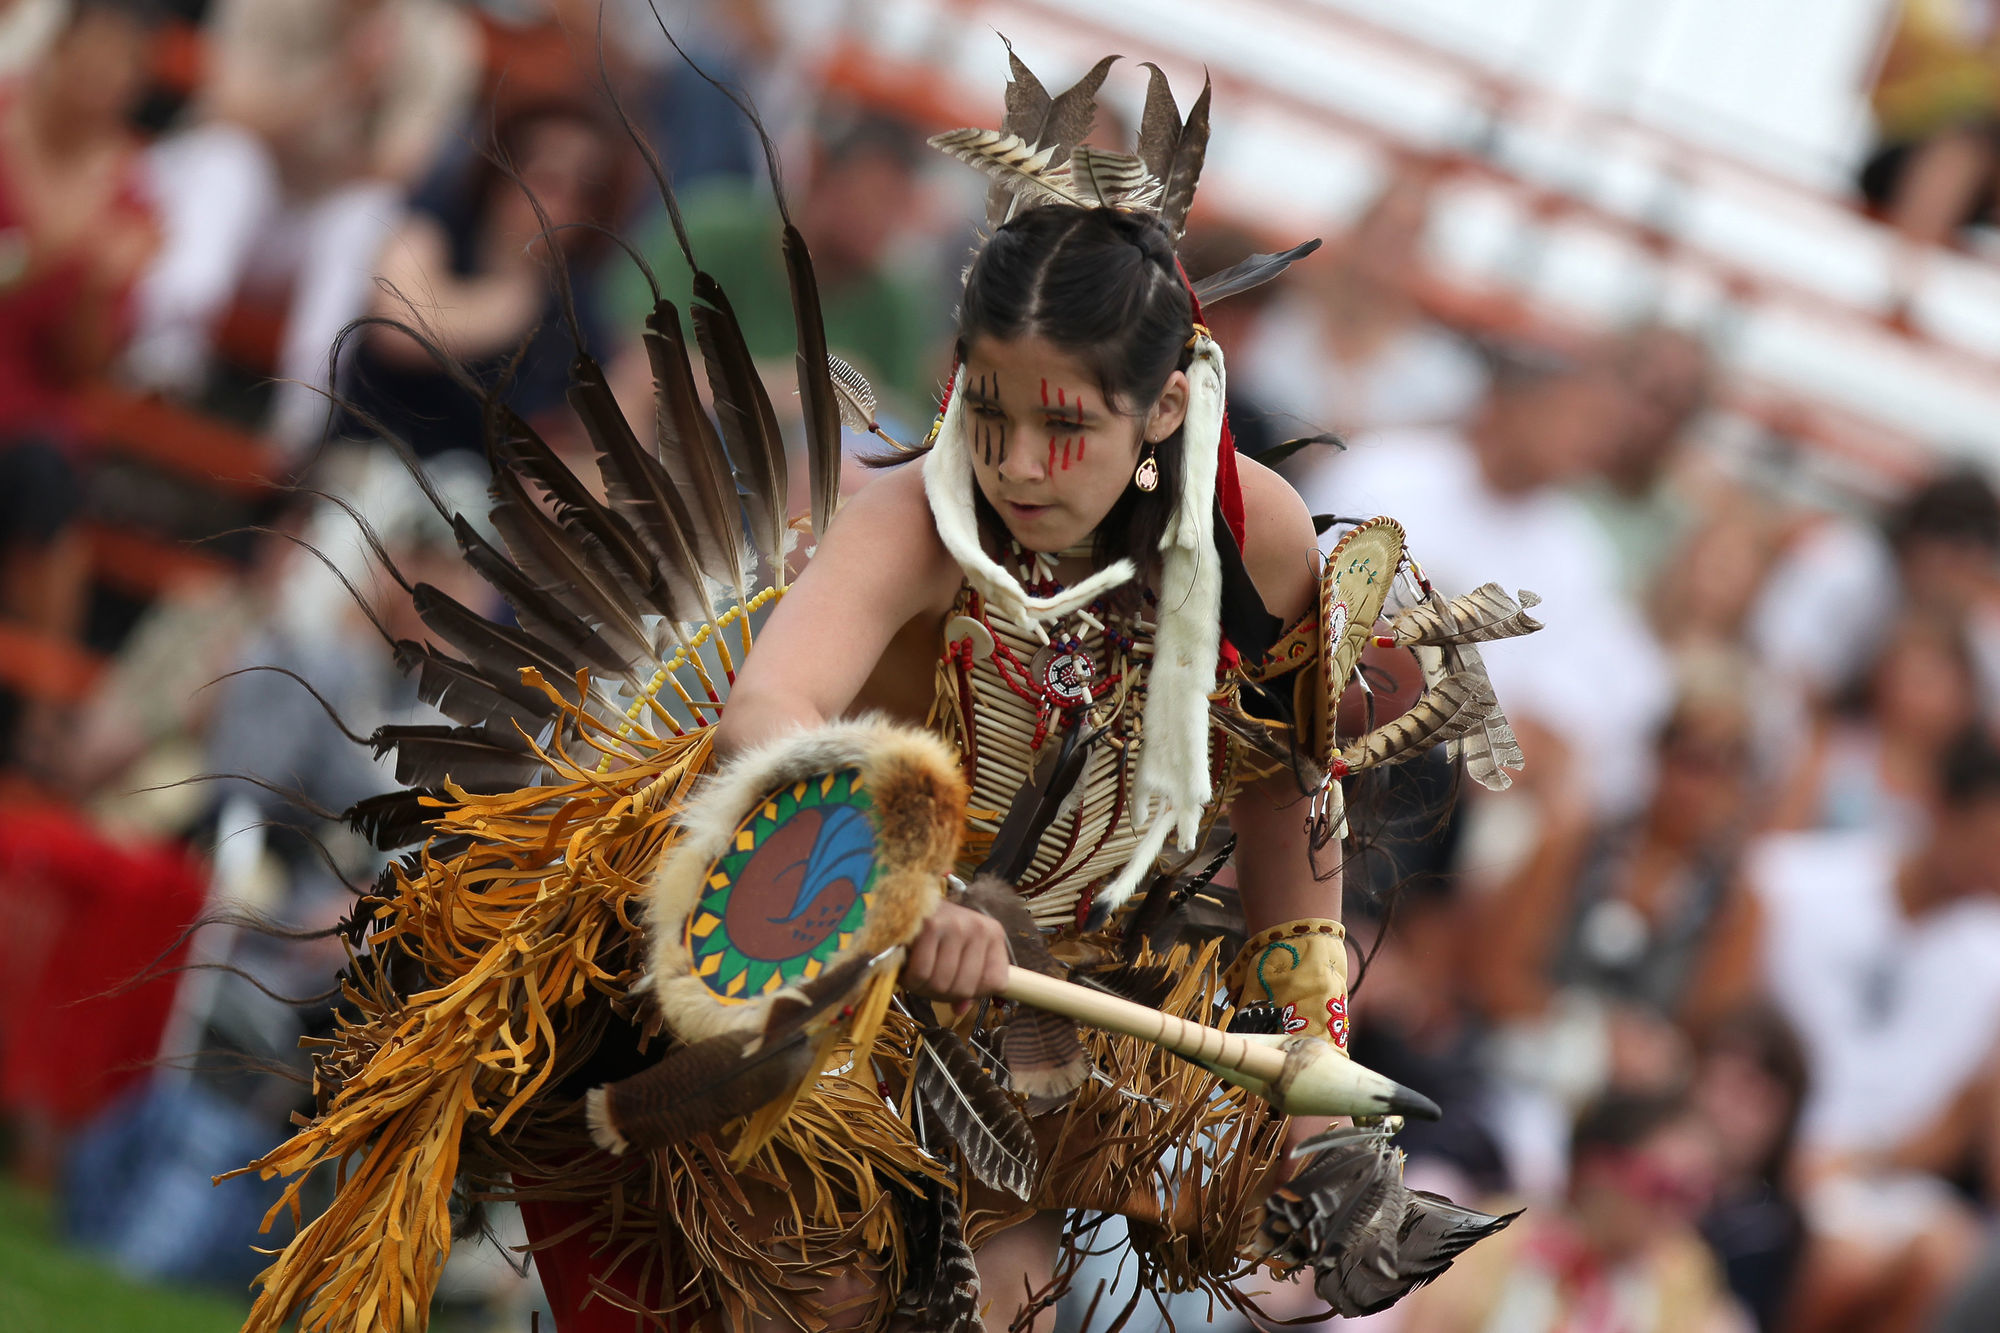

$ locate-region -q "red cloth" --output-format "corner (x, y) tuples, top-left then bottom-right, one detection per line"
(0, 804), (205, 1125)
(519, 1195), (692, 1333)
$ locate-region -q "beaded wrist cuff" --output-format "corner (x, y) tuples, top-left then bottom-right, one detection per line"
(1224, 918), (1350, 1050)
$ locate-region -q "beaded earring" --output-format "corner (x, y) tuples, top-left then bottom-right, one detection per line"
(1134, 440), (1160, 492)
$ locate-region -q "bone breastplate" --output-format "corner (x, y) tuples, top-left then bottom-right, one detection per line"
(931, 581), (1168, 929)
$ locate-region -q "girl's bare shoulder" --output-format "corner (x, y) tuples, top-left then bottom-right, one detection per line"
(1233, 455), (1319, 624)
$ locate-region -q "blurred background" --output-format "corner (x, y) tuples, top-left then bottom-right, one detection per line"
(8, 0), (2000, 1330)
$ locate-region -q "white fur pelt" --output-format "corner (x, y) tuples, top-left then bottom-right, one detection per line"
(1101, 331), (1227, 913)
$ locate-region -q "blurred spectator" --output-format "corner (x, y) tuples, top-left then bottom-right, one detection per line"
(0, 0), (158, 695)
(1766, 608), (1978, 841)
(1750, 728), (2000, 1333)
(1469, 660), (1762, 1199)
(1291, 343), (1671, 817)
(1398, 1089), (1746, 1333)
(1693, 1006), (1809, 1333)
(1345, 877), (1512, 1200)
(1473, 661), (1765, 1043)
(607, 107), (945, 419)
(1241, 163), (1486, 446)
(1648, 492), (1778, 660)
(1861, 0), (2000, 250)
(1576, 325), (1715, 600)
(0, 0), (66, 75)
(344, 99), (633, 461)
(126, 0), (480, 453)
(1750, 466), (2000, 710)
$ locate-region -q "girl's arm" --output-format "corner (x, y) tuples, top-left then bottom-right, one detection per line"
(1227, 459), (1331, 934)
(713, 463), (961, 755)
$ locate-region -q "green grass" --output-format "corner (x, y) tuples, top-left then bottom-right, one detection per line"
(0, 1176), (250, 1333)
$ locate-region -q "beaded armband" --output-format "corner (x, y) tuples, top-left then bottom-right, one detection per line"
(1224, 918), (1350, 1050)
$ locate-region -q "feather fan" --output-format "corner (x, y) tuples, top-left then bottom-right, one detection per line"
(1338, 671), (1495, 772)
(913, 1025), (1038, 1200)
(1387, 583), (1543, 647)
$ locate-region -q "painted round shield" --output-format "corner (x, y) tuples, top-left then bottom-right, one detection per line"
(685, 768), (880, 1002)
(646, 720), (967, 1044)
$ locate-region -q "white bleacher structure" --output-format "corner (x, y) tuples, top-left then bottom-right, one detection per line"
(778, 0), (2000, 504)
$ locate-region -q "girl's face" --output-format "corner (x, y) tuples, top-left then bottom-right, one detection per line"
(960, 334), (1188, 555)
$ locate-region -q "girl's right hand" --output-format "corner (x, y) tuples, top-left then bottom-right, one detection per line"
(903, 902), (1011, 1003)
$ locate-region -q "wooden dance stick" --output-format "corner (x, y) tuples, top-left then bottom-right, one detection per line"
(998, 966), (1440, 1120)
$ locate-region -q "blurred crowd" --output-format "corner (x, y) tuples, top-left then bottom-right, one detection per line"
(6, 2), (2000, 1332)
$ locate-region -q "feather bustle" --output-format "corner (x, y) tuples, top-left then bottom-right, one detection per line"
(690, 276), (789, 579)
(643, 300), (748, 598)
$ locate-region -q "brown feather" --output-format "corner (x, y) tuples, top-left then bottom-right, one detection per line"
(1190, 238), (1323, 305)
(1136, 61), (1182, 184)
(1338, 671), (1495, 772)
(449, 516), (627, 677)
(496, 407), (681, 630)
(690, 276), (789, 577)
(594, 953), (879, 1153)
(344, 788), (444, 851)
(485, 466), (652, 666)
(1159, 76), (1211, 243)
(914, 1025), (1038, 1200)
(643, 300), (747, 599)
(391, 639), (554, 735)
(998, 1006), (1088, 1107)
(369, 723), (538, 793)
(1388, 583), (1543, 647)
(895, 1177), (983, 1333)
(410, 582), (580, 695)
(570, 352), (710, 626)
(956, 873), (1061, 977)
(1033, 54), (1119, 170)
(781, 223), (844, 543)
(990, 36), (1053, 230)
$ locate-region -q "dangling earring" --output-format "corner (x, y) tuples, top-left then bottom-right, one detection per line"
(1134, 439), (1160, 493)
